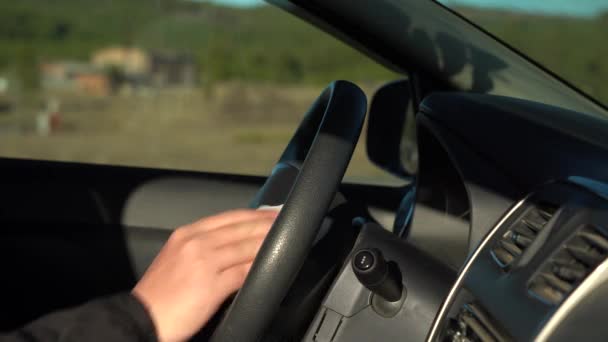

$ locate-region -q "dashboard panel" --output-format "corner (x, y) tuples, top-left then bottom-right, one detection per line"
(427, 178), (608, 341)
(415, 92), (608, 341)
(303, 222), (456, 342)
(417, 92), (608, 253)
(288, 91), (608, 341)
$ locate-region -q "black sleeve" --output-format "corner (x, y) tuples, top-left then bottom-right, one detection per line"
(1, 293), (157, 342)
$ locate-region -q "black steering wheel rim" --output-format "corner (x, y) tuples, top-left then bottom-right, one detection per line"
(211, 80), (367, 341)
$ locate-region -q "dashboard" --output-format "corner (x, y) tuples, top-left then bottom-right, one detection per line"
(2, 84), (607, 340)
(303, 177), (608, 342)
(302, 92), (608, 341)
(418, 93), (608, 341)
(428, 177), (608, 341)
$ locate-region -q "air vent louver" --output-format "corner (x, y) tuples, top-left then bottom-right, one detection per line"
(444, 302), (508, 342)
(529, 225), (608, 305)
(491, 203), (557, 269)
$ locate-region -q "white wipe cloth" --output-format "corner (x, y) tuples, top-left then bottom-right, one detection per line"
(257, 204), (284, 212)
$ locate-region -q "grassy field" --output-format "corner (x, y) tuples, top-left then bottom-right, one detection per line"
(0, 82), (395, 183)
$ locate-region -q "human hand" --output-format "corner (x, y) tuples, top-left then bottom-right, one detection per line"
(132, 209), (279, 342)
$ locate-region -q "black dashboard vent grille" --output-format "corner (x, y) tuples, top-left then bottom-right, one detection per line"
(444, 302), (508, 342)
(491, 203), (557, 269)
(529, 225), (608, 305)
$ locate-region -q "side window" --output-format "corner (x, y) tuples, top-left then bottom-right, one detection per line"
(0, 0), (400, 182)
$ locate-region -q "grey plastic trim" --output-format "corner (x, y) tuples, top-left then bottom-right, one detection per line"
(122, 176), (259, 229)
(426, 197), (527, 341)
(535, 258), (608, 341)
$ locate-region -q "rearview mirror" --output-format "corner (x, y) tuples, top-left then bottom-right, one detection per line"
(366, 79), (417, 178)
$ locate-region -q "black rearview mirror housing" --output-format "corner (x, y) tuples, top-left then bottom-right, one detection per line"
(366, 79), (417, 179)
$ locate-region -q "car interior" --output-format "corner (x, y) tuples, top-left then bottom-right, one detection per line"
(1, 0), (608, 341)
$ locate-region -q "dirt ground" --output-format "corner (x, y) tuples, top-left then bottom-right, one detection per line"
(0, 82), (398, 184)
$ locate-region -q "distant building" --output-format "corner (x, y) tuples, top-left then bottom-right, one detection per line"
(40, 61), (110, 96)
(40, 61), (90, 87)
(150, 51), (198, 87)
(73, 73), (111, 97)
(91, 47), (198, 88)
(40, 47), (198, 95)
(92, 46), (151, 77)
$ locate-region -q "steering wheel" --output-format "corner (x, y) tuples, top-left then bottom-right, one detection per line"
(211, 81), (367, 341)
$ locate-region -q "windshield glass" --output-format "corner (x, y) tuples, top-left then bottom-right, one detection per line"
(0, 0), (400, 184)
(437, 0), (608, 107)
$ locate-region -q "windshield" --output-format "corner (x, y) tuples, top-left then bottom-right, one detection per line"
(0, 0), (401, 184)
(437, 0), (608, 107)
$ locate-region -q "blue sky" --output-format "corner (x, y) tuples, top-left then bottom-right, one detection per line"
(210, 0), (608, 17)
(440, 0), (608, 17)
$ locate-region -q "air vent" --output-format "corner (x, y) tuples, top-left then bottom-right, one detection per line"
(491, 203), (557, 269)
(529, 225), (608, 305)
(444, 302), (509, 342)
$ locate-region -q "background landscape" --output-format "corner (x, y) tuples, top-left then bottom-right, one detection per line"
(0, 0), (606, 182)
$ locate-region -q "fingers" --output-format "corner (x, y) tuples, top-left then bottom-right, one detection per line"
(217, 262), (253, 297)
(131, 208), (282, 342)
(185, 209), (278, 234)
(215, 235), (267, 272)
(203, 215), (276, 247)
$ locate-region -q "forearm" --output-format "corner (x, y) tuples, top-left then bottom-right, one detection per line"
(1, 293), (157, 342)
